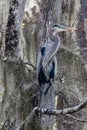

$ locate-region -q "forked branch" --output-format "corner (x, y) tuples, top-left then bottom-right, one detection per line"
(37, 98), (87, 115)
(16, 98), (87, 130)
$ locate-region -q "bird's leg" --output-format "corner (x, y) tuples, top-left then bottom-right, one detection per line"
(40, 85), (44, 111)
(44, 82), (51, 95)
(38, 85), (43, 93)
(50, 79), (54, 110)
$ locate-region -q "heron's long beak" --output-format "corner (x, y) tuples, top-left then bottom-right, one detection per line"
(67, 27), (77, 31)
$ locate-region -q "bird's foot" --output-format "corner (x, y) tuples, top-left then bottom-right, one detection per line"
(38, 106), (44, 117)
(39, 102), (44, 112)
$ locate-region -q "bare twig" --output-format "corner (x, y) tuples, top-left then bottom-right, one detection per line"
(73, 47), (87, 52)
(16, 107), (38, 130)
(65, 114), (87, 123)
(61, 13), (78, 45)
(25, 62), (36, 70)
(37, 98), (87, 115)
(22, 80), (37, 91)
(71, 13), (79, 27)
(16, 98), (87, 130)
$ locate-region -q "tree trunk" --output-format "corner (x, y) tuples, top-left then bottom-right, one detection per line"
(5, 0), (26, 60)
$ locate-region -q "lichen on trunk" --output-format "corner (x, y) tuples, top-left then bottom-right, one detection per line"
(5, 0), (26, 61)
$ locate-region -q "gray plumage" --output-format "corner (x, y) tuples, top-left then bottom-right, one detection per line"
(37, 27), (60, 81)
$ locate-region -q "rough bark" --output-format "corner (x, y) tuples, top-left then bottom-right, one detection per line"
(16, 98), (87, 130)
(5, 0), (26, 60)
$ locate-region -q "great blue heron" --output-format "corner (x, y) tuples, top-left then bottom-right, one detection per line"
(36, 24), (77, 109)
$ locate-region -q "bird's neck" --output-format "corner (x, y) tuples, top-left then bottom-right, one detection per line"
(49, 30), (60, 49)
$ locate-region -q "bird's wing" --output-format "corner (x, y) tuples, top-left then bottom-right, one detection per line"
(36, 51), (42, 77)
(36, 43), (54, 77)
(36, 41), (58, 78)
(42, 42), (58, 68)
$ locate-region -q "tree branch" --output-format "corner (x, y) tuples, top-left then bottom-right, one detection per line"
(37, 98), (87, 115)
(16, 107), (38, 130)
(64, 114), (87, 123)
(25, 62), (36, 70)
(16, 98), (87, 130)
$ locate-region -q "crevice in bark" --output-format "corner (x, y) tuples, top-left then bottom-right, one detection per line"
(5, 0), (19, 58)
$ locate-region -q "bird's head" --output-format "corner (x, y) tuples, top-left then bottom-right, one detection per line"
(52, 24), (77, 33)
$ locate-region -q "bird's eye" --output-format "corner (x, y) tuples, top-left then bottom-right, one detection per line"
(52, 25), (61, 28)
(52, 25), (59, 28)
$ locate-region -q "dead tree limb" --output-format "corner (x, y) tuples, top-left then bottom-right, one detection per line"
(37, 98), (87, 115)
(16, 98), (87, 130)
(64, 114), (87, 123)
(25, 62), (36, 70)
(16, 107), (38, 130)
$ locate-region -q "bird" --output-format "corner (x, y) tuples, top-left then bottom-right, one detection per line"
(36, 24), (77, 110)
